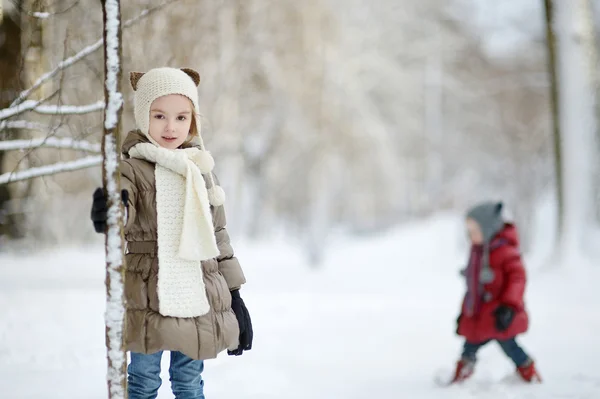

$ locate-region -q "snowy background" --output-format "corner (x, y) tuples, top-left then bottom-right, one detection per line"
(2, 0), (600, 397)
(2, 205), (600, 398)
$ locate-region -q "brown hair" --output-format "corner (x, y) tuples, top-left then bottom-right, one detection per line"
(182, 106), (200, 147)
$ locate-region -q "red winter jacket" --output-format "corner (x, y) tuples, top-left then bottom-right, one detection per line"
(457, 223), (529, 343)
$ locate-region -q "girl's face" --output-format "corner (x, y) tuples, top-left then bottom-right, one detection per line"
(148, 94), (193, 149)
(466, 218), (484, 245)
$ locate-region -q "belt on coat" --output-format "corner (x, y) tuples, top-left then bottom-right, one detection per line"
(126, 241), (157, 257)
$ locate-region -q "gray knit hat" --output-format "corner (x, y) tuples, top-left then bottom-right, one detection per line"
(466, 201), (505, 243)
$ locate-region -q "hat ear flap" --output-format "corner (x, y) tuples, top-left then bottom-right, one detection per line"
(180, 68), (201, 86)
(130, 72), (145, 91)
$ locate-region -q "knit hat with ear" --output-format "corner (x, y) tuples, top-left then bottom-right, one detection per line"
(129, 67), (225, 206)
(466, 201), (505, 243)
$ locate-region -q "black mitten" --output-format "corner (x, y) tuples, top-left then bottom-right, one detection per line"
(455, 314), (462, 335)
(228, 289), (253, 356)
(91, 187), (128, 233)
(493, 305), (515, 332)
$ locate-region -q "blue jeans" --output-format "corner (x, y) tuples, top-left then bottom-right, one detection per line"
(128, 351), (205, 399)
(462, 338), (530, 367)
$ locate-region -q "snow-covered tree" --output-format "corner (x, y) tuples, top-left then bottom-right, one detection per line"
(544, 0), (597, 262)
(100, 1), (126, 397)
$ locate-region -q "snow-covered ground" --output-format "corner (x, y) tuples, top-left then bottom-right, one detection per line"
(1, 212), (599, 398)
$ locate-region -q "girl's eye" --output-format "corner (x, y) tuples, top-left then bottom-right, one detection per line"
(177, 116), (187, 121)
(153, 114), (165, 120)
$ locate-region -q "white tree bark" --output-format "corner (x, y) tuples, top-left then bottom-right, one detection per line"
(100, 0), (126, 397)
(552, 0), (596, 262)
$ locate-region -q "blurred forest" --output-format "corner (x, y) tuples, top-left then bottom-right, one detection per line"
(1, 0), (598, 263)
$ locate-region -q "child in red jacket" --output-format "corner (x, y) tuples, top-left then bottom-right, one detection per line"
(452, 201), (541, 383)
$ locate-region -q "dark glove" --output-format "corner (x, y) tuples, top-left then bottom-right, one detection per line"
(493, 305), (515, 332)
(227, 289), (253, 356)
(91, 187), (128, 233)
(455, 314), (462, 335)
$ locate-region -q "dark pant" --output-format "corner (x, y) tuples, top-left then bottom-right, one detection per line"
(461, 337), (530, 367)
(127, 351), (205, 399)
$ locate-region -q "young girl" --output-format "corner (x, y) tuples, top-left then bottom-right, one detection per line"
(451, 201), (540, 384)
(90, 67), (253, 399)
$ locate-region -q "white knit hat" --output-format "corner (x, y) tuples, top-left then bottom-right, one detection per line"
(130, 67), (225, 206)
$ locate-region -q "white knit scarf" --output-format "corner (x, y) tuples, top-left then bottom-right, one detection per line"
(128, 142), (222, 317)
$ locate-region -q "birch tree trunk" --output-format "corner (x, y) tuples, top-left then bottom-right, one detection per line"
(547, 0), (596, 262)
(100, 0), (126, 397)
(543, 0), (565, 249)
(579, 0), (600, 224)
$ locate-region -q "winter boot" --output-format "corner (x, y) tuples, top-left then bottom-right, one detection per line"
(517, 359), (542, 383)
(451, 359), (475, 383)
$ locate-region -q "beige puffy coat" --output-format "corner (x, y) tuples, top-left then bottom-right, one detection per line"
(119, 130), (246, 360)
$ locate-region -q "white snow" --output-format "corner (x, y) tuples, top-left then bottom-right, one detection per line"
(0, 100), (104, 121)
(3, 120), (52, 132)
(102, 134), (126, 399)
(32, 12), (51, 19)
(0, 99), (45, 120)
(0, 155), (102, 185)
(34, 101), (105, 115)
(1, 212), (599, 398)
(0, 137), (101, 153)
(103, 0), (123, 131)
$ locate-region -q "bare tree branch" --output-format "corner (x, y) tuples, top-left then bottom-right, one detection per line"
(9, 0), (181, 107)
(0, 90), (57, 120)
(34, 100), (104, 115)
(0, 98), (102, 120)
(0, 137), (101, 152)
(2, 121), (48, 131)
(0, 155), (102, 185)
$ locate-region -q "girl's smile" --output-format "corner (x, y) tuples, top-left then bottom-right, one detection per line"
(148, 94), (194, 149)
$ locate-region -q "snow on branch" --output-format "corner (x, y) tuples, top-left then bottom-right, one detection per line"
(34, 100), (105, 115)
(32, 12), (50, 19)
(104, 13), (123, 130)
(0, 98), (47, 120)
(10, 0), (182, 107)
(0, 137), (101, 153)
(0, 155), (102, 185)
(0, 100), (104, 121)
(3, 121), (48, 131)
